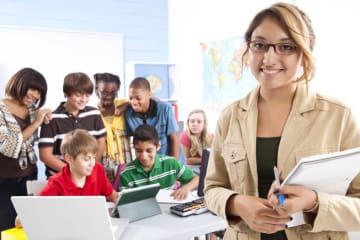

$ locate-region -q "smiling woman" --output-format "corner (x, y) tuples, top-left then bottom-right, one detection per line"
(204, 2), (360, 240)
(0, 67), (51, 233)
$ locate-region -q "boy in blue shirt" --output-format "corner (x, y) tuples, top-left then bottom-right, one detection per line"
(120, 125), (198, 200)
(124, 77), (179, 159)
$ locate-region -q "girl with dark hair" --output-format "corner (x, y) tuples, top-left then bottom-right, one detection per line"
(0, 67), (51, 233)
(94, 73), (132, 189)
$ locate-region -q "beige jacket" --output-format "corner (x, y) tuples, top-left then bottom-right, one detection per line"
(205, 85), (360, 240)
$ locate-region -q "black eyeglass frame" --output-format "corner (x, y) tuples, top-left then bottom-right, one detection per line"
(248, 40), (299, 55)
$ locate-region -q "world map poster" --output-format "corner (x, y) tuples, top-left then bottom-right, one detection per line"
(201, 36), (257, 104)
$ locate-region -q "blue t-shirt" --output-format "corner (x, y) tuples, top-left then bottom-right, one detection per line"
(125, 99), (179, 155)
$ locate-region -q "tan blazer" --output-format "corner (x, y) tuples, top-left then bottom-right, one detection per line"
(205, 85), (360, 240)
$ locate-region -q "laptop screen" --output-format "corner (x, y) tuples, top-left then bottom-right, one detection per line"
(197, 148), (211, 197)
(11, 196), (127, 240)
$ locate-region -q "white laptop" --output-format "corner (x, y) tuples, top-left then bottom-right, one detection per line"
(11, 196), (129, 240)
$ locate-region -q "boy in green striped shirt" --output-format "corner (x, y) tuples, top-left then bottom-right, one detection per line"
(119, 125), (199, 200)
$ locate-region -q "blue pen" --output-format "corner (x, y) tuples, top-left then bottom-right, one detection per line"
(273, 166), (285, 207)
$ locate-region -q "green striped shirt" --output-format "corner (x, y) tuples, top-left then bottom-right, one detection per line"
(119, 154), (195, 189)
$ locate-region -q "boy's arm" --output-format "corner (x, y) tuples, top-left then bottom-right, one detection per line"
(169, 133), (179, 159)
(106, 190), (119, 203)
(114, 100), (130, 116)
(171, 174), (199, 200)
(39, 146), (66, 172)
(181, 174), (199, 191)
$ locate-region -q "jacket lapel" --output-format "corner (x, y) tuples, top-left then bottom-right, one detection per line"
(277, 85), (316, 174)
(238, 87), (260, 192)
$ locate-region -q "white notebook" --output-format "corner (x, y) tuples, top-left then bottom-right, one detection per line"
(282, 147), (360, 227)
(156, 189), (199, 203)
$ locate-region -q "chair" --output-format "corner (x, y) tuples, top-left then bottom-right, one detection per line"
(26, 180), (48, 195)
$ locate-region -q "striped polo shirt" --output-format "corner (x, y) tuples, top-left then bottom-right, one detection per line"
(39, 102), (106, 176)
(120, 154), (194, 189)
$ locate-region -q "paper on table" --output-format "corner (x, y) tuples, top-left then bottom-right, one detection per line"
(156, 189), (199, 203)
(282, 147), (360, 227)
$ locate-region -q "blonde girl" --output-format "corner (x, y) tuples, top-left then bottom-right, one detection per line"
(180, 109), (213, 165)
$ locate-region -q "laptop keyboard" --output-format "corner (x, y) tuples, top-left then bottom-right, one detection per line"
(169, 197), (208, 216)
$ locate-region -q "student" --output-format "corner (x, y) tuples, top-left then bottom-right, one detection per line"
(180, 109), (213, 165)
(39, 72), (106, 178)
(15, 129), (118, 228)
(124, 77), (179, 159)
(0, 68), (51, 233)
(204, 2), (360, 240)
(94, 72), (132, 185)
(39, 129), (117, 200)
(120, 125), (198, 200)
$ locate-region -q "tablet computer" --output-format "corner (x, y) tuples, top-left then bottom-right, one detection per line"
(111, 183), (162, 222)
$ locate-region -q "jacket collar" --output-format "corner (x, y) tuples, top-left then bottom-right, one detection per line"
(238, 83), (317, 115)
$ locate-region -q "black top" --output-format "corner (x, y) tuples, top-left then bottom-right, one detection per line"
(256, 137), (287, 240)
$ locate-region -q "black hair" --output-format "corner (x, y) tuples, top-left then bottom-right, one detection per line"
(5, 67), (48, 109)
(93, 72), (121, 90)
(129, 77), (151, 92)
(133, 124), (159, 146)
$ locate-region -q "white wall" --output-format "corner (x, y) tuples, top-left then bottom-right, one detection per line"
(169, 0), (360, 130)
(0, 0), (169, 64)
(297, 0), (360, 118)
(0, 26), (123, 109)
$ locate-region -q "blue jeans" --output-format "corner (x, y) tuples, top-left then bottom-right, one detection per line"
(0, 172), (37, 238)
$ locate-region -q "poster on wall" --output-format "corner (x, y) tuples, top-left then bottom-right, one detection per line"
(201, 36), (257, 104)
(125, 63), (176, 100)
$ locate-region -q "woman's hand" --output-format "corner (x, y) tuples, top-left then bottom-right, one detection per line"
(227, 195), (290, 234)
(35, 108), (52, 125)
(268, 184), (318, 215)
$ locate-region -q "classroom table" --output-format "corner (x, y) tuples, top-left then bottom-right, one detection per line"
(120, 203), (227, 240)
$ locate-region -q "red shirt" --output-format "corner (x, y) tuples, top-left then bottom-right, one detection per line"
(39, 162), (114, 197)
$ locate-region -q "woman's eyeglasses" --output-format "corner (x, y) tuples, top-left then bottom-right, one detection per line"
(249, 41), (298, 55)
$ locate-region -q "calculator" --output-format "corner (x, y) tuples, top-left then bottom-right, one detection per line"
(169, 197), (209, 217)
